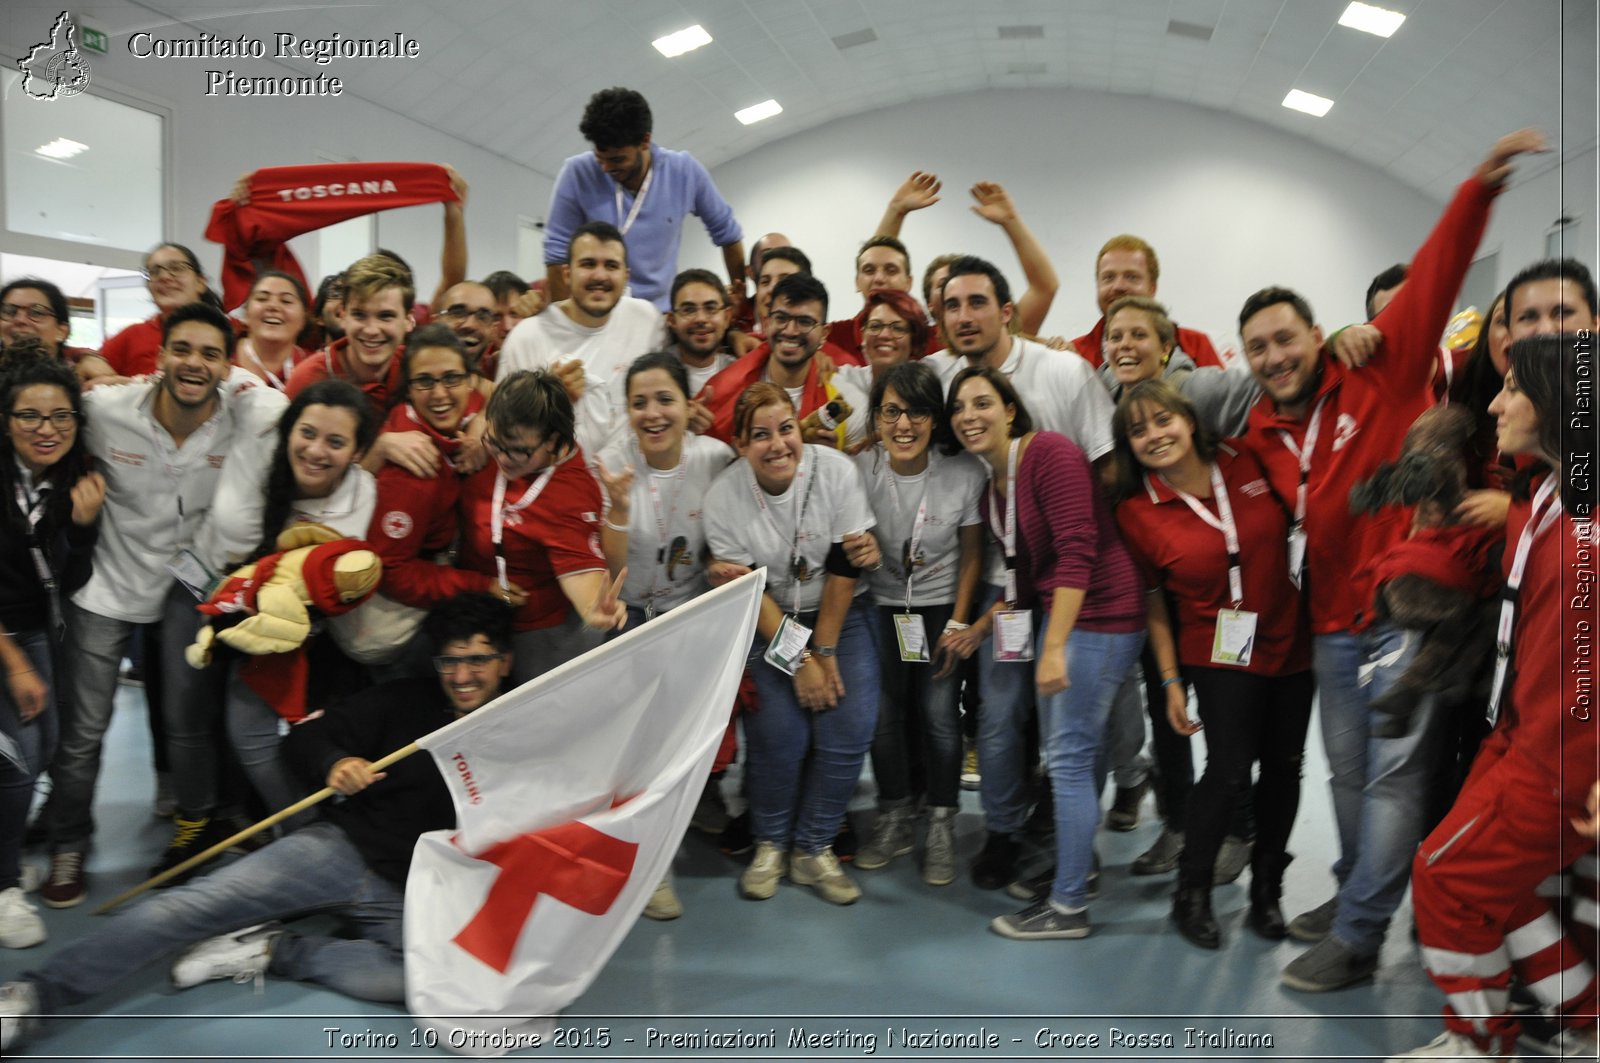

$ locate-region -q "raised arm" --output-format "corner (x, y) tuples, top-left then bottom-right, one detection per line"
(969, 182), (1058, 335)
(432, 166), (469, 307)
(874, 171), (942, 238)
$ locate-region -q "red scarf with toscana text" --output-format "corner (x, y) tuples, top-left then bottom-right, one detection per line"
(205, 162), (458, 309)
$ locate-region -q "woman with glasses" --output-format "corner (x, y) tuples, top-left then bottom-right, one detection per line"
(233, 271), (312, 391)
(829, 289), (931, 449)
(0, 358), (103, 949)
(348, 325), (511, 673)
(948, 366), (1145, 940)
(703, 383), (881, 906)
(852, 361), (984, 886)
(100, 244), (222, 379)
(456, 370), (625, 683)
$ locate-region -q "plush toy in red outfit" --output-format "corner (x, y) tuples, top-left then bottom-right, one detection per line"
(185, 522), (382, 721)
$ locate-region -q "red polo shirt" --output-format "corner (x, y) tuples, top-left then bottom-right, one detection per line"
(100, 314), (164, 377)
(284, 337), (404, 418)
(1116, 443), (1310, 675)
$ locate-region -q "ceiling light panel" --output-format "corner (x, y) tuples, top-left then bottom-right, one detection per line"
(1283, 89), (1335, 116)
(653, 24), (713, 58)
(734, 99), (783, 125)
(1338, 2), (1406, 38)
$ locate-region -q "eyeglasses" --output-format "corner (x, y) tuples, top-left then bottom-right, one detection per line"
(432, 652), (505, 673)
(440, 305), (497, 325)
(143, 262), (197, 281)
(768, 311), (821, 333)
(875, 405), (933, 426)
(0, 303), (57, 323)
(409, 371), (471, 393)
(863, 320), (911, 337)
(672, 300), (726, 318)
(485, 433), (551, 463)
(10, 409), (79, 431)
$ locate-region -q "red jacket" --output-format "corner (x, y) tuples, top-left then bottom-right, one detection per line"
(698, 341), (851, 445)
(1244, 175), (1499, 634)
(285, 338), (405, 418)
(367, 396), (491, 608)
(100, 315), (164, 377)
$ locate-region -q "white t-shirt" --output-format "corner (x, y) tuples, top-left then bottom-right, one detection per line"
(854, 448), (985, 607)
(925, 337), (1114, 460)
(703, 444), (875, 615)
(498, 298), (667, 461)
(596, 433), (734, 615)
(676, 347), (736, 397)
(831, 364), (876, 449)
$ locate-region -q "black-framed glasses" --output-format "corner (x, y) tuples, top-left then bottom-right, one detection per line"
(485, 433), (549, 463)
(143, 262), (197, 281)
(863, 320), (911, 336)
(440, 305), (496, 325)
(432, 652), (505, 673)
(768, 310), (820, 333)
(0, 303), (57, 323)
(672, 300), (726, 318)
(10, 409), (80, 431)
(409, 371), (471, 393)
(875, 405), (933, 426)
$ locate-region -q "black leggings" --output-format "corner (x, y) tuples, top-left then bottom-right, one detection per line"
(1178, 667), (1315, 890)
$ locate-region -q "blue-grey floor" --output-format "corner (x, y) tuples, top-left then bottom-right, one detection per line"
(2, 683), (1450, 1062)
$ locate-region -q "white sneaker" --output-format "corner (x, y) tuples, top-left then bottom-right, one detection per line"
(17, 863), (45, 894)
(1386, 1030), (1517, 1061)
(171, 923), (281, 990)
(0, 888), (45, 949)
(642, 877), (683, 920)
(789, 848), (861, 905)
(738, 841), (787, 900)
(0, 980), (40, 1051)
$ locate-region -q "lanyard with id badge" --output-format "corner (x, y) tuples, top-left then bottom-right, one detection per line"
(14, 480), (67, 639)
(1160, 463), (1255, 667)
(887, 469), (933, 663)
(988, 439), (1034, 662)
(757, 457), (819, 676)
(1486, 476), (1561, 726)
(160, 414), (226, 602)
(640, 446), (687, 621)
(1276, 395), (1329, 592)
(490, 464), (557, 593)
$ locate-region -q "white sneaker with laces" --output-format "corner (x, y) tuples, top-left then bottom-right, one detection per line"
(1386, 1030), (1517, 1061)
(643, 877), (683, 920)
(171, 923), (281, 990)
(0, 980), (41, 1051)
(0, 887), (45, 949)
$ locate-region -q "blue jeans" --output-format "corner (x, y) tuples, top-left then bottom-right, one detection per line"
(975, 586), (1036, 835)
(1038, 626), (1145, 909)
(745, 599), (880, 852)
(1, 631), (55, 889)
(26, 821), (406, 1010)
(871, 603), (961, 808)
(1315, 623), (1446, 955)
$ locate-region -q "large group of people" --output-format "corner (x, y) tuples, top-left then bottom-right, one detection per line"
(0, 85), (1594, 1062)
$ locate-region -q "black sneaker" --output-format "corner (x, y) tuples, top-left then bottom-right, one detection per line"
(833, 818), (858, 863)
(971, 832), (1019, 890)
(718, 811), (753, 856)
(148, 816), (231, 885)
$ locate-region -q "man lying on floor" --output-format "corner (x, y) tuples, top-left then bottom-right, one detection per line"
(0, 592), (514, 1050)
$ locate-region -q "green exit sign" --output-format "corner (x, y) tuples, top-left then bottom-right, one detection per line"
(80, 25), (109, 53)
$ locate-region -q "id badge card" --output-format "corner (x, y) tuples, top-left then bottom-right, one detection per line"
(894, 613), (929, 663)
(992, 609), (1035, 662)
(166, 548), (217, 602)
(1286, 526), (1308, 590)
(1211, 609), (1258, 667)
(1485, 652), (1509, 727)
(763, 614), (814, 676)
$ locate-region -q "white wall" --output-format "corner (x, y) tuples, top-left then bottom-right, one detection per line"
(2, 0), (552, 302)
(682, 87), (1591, 351)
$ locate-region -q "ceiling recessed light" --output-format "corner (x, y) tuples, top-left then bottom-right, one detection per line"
(1282, 89), (1334, 117)
(653, 24), (713, 58)
(1338, 2), (1406, 38)
(35, 137), (89, 159)
(734, 99), (782, 125)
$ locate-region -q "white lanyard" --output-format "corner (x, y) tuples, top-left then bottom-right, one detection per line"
(613, 163), (655, 236)
(1275, 394), (1330, 528)
(14, 479), (64, 637)
(747, 449), (815, 616)
(986, 439), (1021, 606)
(150, 405), (223, 548)
(640, 442), (687, 609)
(885, 466), (933, 611)
(1488, 476), (1562, 724)
(490, 465), (556, 589)
(242, 343), (298, 391)
(1159, 462), (1245, 606)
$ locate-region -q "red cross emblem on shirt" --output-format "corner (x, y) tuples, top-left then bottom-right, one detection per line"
(451, 820), (639, 974)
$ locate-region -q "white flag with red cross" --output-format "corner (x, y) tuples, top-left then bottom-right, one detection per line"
(403, 571), (765, 1055)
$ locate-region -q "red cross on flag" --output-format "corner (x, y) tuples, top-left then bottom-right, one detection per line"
(404, 571), (765, 1054)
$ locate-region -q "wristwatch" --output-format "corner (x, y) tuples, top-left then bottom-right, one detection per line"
(813, 644), (837, 658)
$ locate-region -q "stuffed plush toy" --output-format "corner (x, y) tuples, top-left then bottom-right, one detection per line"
(1349, 406), (1502, 737)
(185, 522), (381, 721)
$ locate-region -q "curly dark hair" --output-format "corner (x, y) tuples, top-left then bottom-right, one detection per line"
(1, 356), (95, 539)
(579, 87), (652, 150)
